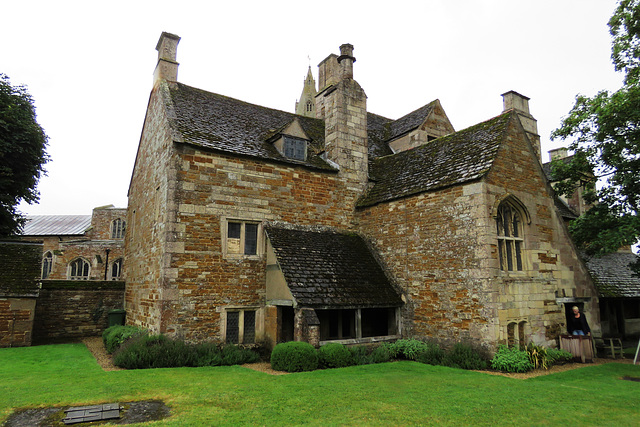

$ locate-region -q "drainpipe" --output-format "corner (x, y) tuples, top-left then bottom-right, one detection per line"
(104, 249), (110, 280)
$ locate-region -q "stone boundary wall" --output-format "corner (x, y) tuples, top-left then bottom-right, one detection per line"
(33, 280), (125, 343)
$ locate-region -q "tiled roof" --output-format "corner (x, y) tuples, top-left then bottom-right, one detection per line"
(265, 225), (403, 308)
(585, 252), (640, 298)
(21, 215), (91, 236)
(388, 101), (437, 140)
(366, 101), (438, 161)
(165, 82), (336, 171)
(0, 241), (41, 297)
(358, 111), (512, 207)
(554, 197), (578, 220)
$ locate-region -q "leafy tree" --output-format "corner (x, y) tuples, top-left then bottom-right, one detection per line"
(551, 0), (640, 258)
(0, 74), (49, 237)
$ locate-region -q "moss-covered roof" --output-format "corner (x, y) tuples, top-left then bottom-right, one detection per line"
(585, 252), (640, 298)
(265, 225), (402, 309)
(0, 241), (41, 297)
(358, 111), (513, 207)
(165, 82), (336, 171)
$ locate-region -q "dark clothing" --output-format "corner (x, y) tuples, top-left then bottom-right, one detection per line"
(569, 313), (591, 334)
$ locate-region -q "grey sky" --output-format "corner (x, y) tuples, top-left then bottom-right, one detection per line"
(3, 0), (621, 215)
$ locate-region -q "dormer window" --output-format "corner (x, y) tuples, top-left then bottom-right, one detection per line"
(283, 136), (307, 161)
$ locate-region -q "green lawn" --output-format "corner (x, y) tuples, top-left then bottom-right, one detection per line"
(1, 344), (639, 426)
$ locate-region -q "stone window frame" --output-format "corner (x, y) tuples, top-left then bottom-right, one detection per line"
(221, 218), (264, 260)
(111, 218), (126, 239)
(222, 307), (258, 344)
(110, 258), (123, 280)
(493, 195), (531, 273)
(68, 257), (90, 280)
(42, 251), (53, 279)
(506, 319), (529, 348)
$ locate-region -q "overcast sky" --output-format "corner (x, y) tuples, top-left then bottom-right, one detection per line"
(4, 0), (622, 216)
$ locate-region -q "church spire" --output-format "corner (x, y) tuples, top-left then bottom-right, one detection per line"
(295, 66), (317, 117)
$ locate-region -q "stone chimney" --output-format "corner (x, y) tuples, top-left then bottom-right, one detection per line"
(154, 32), (181, 84)
(549, 147), (568, 161)
(315, 44), (368, 196)
(501, 91), (541, 162)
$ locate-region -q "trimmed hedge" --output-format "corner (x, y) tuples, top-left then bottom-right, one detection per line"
(318, 343), (353, 368)
(112, 334), (260, 369)
(271, 341), (318, 372)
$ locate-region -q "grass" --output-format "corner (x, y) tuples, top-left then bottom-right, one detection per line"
(1, 344), (639, 426)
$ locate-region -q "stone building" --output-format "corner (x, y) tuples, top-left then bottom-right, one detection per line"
(125, 32), (600, 350)
(21, 205), (127, 281)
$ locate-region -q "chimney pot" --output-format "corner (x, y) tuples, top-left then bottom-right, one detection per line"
(337, 43), (355, 80)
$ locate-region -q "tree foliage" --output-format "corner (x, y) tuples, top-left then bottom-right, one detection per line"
(551, 0), (640, 257)
(0, 74), (49, 236)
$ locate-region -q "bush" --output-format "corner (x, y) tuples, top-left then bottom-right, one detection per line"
(270, 341), (318, 372)
(416, 342), (445, 366)
(318, 343), (354, 369)
(102, 325), (145, 353)
(112, 334), (260, 369)
(389, 339), (430, 360)
(442, 343), (488, 370)
(348, 345), (370, 365)
(369, 344), (392, 364)
(526, 343), (549, 370)
(490, 345), (534, 373)
(546, 348), (573, 366)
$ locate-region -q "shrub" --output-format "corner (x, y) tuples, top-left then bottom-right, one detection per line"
(490, 345), (534, 373)
(442, 343), (488, 370)
(318, 343), (354, 369)
(369, 344), (392, 364)
(348, 345), (370, 365)
(389, 339), (430, 360)
(221, 344), (260, 366)
(416, 342), (445, 366)
(102, 325), (145, 354)
(270, 341), (318, 372)
(546, 348), (573, 366)
(112, 334), (260, 369)
(526, 343), (549, 370)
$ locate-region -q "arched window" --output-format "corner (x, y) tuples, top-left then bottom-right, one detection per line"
(110, 258), (123, 280)
(68, 258), (90, 280)
(111, 218), (126, 239)
(306, 100), (313, 112)
(507, 320), (528, 349)
(496, 201), (525, 271)
(42, 251), (53, 279)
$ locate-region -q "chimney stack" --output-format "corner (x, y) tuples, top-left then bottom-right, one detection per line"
(501, 91), (541, 162)
(337, 43), (356, 79)
(548, 147), (568, 161)
(154, 32), (181, 84)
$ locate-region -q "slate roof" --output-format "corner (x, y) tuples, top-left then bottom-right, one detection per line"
(21, 215), (91, 236)
(554, 197), (578, 220)
(265, 225), (402, 308)
(0, 241), (41, 297)
(164, 82), (336, 171)
(358, 111), (513, 207)
(366, 101), (438, 161)
(585, 252), (640, 298)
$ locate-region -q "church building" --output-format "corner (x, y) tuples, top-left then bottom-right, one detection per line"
(124, 32), (600, 350)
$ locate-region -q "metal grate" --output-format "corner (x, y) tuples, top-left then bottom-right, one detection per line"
(63, 403), (120, 424)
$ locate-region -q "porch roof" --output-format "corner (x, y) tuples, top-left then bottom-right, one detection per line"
(265, 224), (403, 309)
(585, 251), (640, 298)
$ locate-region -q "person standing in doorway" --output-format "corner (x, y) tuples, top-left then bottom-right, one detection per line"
(569, 306), (591, 336)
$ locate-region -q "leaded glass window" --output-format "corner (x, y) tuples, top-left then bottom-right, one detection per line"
(68, 258), (90, 280)
(283, 136), (306, 161)
(496, 203), (524, 271)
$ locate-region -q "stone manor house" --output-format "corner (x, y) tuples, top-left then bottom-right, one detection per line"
(124, 32), (600, 350)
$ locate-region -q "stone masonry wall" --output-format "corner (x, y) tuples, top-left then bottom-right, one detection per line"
(125, 81), (177, 334)
(0, 298), (36, 347)
(357, 115), (599, 350)
(160, 145), (364, 342)
(33, 280), (125, 343)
